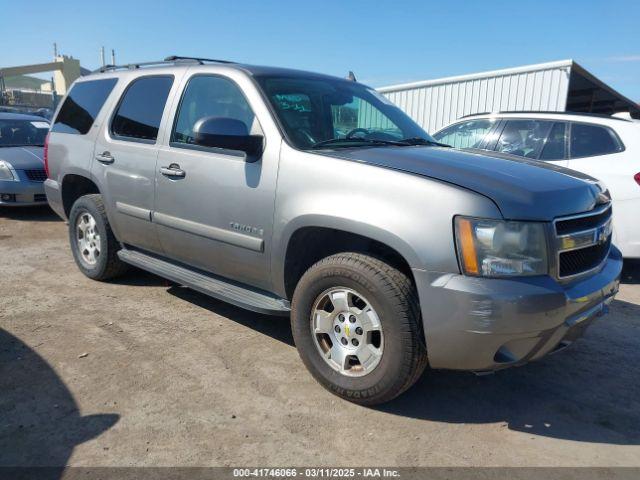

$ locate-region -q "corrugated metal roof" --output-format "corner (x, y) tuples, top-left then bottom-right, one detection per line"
(378, 60), (574, 133)
(378, 60), (573, 93)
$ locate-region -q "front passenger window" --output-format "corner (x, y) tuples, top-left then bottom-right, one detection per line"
(172, 76), (256, 146)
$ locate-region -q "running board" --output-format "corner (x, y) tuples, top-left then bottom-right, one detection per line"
(117, 249), (290, 316)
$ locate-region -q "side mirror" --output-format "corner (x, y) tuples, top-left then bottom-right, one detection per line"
(193, 116), (263, 157)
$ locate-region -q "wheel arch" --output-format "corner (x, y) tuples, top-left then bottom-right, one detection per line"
(60, 173), (101, 217)
(274, 215), (422, 300)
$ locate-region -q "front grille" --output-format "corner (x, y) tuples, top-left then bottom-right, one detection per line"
(34, 194), (47, 202)
(555, 207), (612, 235)
(559, 237), (611, 277)
(554, 205), (612, 279)
(25, 169), (47, 182)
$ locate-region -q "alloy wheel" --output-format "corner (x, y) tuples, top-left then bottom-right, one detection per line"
(311, 287), (384, 377)
(76, 212), (101, 265)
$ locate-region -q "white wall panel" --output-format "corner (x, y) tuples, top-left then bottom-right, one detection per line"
(378, 61), (573, 133)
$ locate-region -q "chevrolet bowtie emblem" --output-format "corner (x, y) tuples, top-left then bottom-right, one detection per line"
(344, 325), (351, 337)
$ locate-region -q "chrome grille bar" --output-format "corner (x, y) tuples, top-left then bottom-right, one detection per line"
(552, 204), (613, 280)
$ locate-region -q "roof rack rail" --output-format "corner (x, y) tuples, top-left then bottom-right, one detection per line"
(92, 55), (236, 74)
(163, 55), (236, 65)
(461, 110), (631, 121)
(92, 60), (171, 73)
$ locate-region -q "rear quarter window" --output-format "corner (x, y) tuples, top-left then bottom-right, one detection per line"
(51, 78), (118, 135)
(570, 123), (624, 158)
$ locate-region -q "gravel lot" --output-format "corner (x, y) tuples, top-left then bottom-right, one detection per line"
(1, 206), (639, 467)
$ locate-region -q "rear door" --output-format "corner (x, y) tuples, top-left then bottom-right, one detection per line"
(48, 77), (118, 182)
(91, 74), (177, 254)
(564, 121), (632, 251)
(565, 122), (626, 177)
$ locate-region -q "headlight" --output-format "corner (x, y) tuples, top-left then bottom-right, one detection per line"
(0, 160), (16, 181)
(0, 160), (17, 180)
(454, 216), (548, 277)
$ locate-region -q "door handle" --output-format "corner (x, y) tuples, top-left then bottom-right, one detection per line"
(159, 164), (186, 178)
(95, 151), (115, 164)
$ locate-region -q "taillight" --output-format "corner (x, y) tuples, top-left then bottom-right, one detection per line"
(43, 132), (50, 178)
(635, 172), (640, 186)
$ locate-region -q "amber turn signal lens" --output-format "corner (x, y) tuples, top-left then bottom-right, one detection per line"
(457, 218), (479, 275)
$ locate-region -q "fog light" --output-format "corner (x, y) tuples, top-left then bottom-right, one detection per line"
(1, 193), (16, 202)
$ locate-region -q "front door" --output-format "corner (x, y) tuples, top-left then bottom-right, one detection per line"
(153, 73), (279, 291)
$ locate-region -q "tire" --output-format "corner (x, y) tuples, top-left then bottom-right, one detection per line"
(68, 194), (128, 281)
(291, 252), (428, 405)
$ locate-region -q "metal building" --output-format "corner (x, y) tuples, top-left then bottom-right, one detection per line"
(377, 60), (640, 134)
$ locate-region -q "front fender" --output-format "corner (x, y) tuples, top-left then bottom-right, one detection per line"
(271, 213), (423, 297)
(269, 145), (502, 297)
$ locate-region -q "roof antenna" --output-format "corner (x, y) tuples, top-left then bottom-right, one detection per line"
(347, 71), (357, 82)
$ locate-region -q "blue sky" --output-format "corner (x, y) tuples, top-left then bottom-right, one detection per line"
(4, 0), (640, 100)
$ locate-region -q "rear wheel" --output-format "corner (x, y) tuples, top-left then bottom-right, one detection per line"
(68, 194), (128, 280)
(291, 252), (428, 405)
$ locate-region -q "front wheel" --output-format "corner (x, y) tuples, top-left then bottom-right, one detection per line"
(291, 252), (428, 405)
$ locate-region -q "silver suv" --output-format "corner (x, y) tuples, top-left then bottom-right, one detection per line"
(44, 56), (622, 405)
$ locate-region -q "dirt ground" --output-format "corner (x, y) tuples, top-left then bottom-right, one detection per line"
(1, 206), (639, 467)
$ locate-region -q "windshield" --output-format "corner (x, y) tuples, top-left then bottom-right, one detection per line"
(0, 119), (49, 147)
(255, 76), (436, 150)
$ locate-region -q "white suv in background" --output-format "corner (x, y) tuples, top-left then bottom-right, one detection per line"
(433, 112), (640, 258)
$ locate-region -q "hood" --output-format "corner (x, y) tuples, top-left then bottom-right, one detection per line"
(318, 146), (605, 221)
(0, 146), (45, 170)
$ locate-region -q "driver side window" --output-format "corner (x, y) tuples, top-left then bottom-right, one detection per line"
(172, 75), (256, 145)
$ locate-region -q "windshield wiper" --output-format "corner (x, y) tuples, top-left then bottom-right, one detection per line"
(311, 137), (451, 150)
(399, 137), (451, 147)
(310, 138), (409, 149)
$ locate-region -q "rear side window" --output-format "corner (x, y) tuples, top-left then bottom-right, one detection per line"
(433, 119), (495, 149)
(111, 76), (174, 142)
(539, 122), (567, 160)
(570, 123), (623, 158)
(495, 120), (554, 159)
(52, 78), (117, 135)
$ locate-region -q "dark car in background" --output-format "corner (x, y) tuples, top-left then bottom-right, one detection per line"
(0, 112), (49, 206)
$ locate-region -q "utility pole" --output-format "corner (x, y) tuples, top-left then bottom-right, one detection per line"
(111, 49), (116, 66)
(100, 46), (106, 67)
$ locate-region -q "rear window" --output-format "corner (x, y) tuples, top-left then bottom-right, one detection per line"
(111, 76), (174, 142)
(0, 119), (49, 146)
(52, 78), (117, 135)
(570, 123), (623, 158)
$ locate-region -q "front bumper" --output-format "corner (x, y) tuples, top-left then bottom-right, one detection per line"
(413, 247), (622, 371)
(0, 172), (46, 206)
